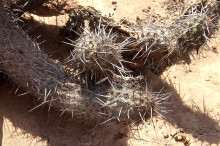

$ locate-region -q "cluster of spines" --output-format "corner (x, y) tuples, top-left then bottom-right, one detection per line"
(94, 76), (171, 124)
(174, 4), (218, 54)
(64, 19), (132, 84)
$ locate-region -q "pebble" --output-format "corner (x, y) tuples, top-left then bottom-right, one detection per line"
(112, 1), (117, 5)
(174, 135), (183, 141)
(163, 134), (169, 139)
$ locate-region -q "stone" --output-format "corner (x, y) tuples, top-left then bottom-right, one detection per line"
(174, 135), (183, 141)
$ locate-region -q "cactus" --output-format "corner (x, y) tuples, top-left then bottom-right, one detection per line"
(87, 75), (171, 123)
(131, 22), (175, 67)
(128, 1), (218, 73)
(64, 20), (132, 84)
(0, 1), (98, 119)
(60, 10), (171, 123)
(2, 0), (218, 125)
(0, 1), (168, 124)
(174, 7), (217, 54)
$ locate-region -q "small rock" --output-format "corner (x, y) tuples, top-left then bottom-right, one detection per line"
(163, 134), (169, 139)
(174, 135), (183, 141)
(179, 129), (184, 133)
(184, 136), (190, 145)
(109, 12), (114, 17)
(212, 47), (218, 53)
(112, 1), (117, 5)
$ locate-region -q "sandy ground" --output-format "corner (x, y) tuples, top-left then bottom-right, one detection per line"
(0, 0), (220, 145)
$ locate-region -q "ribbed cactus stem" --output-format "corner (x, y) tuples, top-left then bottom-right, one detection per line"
(0, 1), (93, 117)
(64, 20), (132, 84)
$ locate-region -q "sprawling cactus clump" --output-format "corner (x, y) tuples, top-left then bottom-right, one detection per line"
(1, 0), (218, 126)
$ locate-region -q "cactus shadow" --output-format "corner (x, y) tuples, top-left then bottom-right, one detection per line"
(145, 70), (220, 145)
(21, 15), (77, 62)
